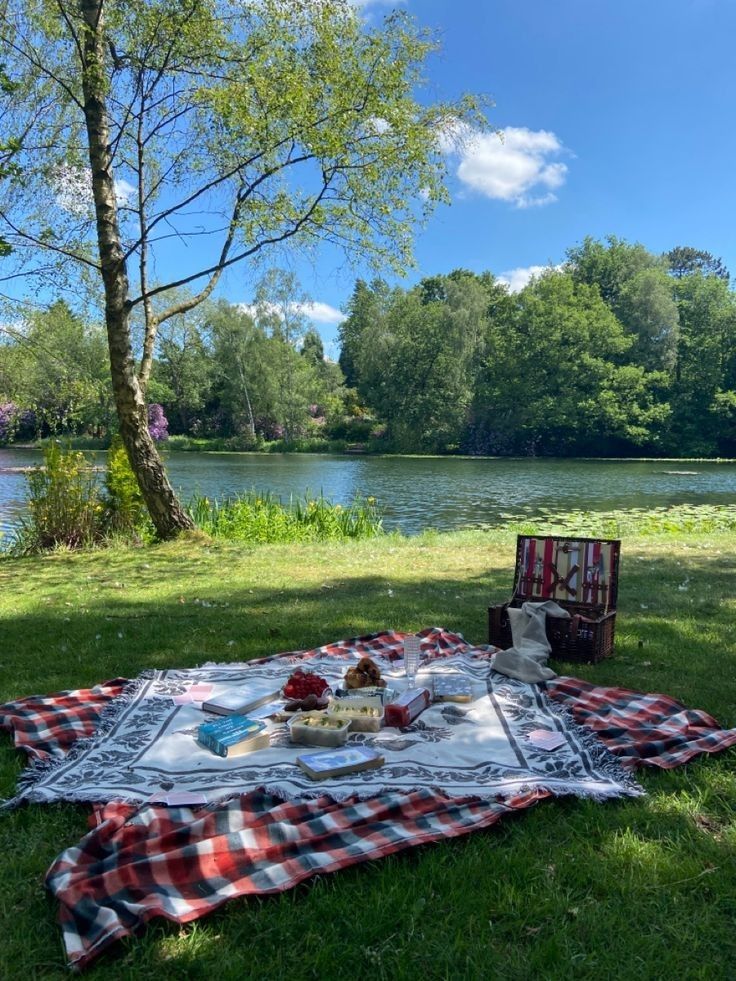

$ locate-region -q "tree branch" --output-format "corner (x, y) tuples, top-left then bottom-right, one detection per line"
(147, 183), (249, 329)
(129, 178), (332, 311)
(0, 210), (101, 268)
(0, 28), (84, 111)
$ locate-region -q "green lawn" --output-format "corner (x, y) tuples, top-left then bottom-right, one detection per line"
(1, 529), (735, 979)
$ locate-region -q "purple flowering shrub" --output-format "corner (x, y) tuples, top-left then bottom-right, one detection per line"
(147, 403), (169, 442)
(254, 417), (284, 441)
(0, 402), (18, 444)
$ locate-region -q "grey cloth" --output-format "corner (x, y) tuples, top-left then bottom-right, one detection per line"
(492, 600), (570, 684)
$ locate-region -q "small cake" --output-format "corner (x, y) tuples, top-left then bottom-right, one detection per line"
(344, 656), (386, 689)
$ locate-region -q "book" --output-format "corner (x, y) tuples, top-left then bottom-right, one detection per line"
(432, 675), (474, 703)
(202, 681), (281, 716)
(526, 729), (566, 751)
(197, 715), (269, 757)
(296, 745), (385, 780)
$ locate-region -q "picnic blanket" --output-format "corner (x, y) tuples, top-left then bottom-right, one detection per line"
(5, 629), (641, 809)
(2, 628), (736, 972)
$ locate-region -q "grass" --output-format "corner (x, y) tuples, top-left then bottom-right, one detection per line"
(188, 491), (382, 543)
(0, 526), (735, 979)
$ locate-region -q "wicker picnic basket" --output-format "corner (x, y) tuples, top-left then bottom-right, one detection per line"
(488, 534), (621, 664)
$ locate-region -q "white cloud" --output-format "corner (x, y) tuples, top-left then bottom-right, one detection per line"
(362, 116), (391, 137)
(114, 178), (137, 207)
(239, 300), (345, 325)
(294, 300), (346, 324)
(497, 264), (562, 292)
(52, 165), (137, 215)
(444, 125), (570, 208)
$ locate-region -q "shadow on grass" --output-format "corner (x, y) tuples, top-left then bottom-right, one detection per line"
(1, 545), (734, 715)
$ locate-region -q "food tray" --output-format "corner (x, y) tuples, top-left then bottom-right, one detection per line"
(332, 686), (398, 705)
(327, 696), (384, 732)
(287, 711), (351, 747)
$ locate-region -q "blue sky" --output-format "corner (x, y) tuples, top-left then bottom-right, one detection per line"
(226, 0), (736, 356)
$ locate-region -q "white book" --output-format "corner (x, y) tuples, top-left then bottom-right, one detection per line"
(201, 681), (281, 716)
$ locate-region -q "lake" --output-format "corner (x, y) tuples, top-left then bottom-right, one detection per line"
(2, 447), (736, 539)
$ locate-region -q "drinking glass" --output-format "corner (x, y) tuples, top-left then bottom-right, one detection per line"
(403, 636), (421, 688)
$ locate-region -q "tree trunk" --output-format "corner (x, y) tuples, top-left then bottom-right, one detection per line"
(237, 356), (256, 437)
(79, 0), (193, 538)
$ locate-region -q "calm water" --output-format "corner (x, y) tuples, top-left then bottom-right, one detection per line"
(2, 448), (736, 538)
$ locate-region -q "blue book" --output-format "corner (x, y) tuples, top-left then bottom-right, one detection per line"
(296, 745), (384, 780)
(197, 716), (268, 757)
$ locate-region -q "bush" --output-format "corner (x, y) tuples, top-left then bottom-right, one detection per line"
(188, 491), (383, 543)
(0, 402), (18, 444)
(326, 415), (376, 442)
(10, 443), (102, 553)
(265, 436), (333, 453)
(104, 436), (149, 537)
(36, 434), (110, 450)
(166, 434), (264, 452)
(147, 403), (169, 442)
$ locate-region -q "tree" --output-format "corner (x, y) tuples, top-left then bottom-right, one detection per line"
(207, 301), (263, 439)
(567, 236), (680, 374)
(154, 310), (212, 434)
(0, 61), (19, 258)
(338, 278), (393, 389)
(301, 328), (325, 368)
(253, 269), (322, 442)
(473, 271), (667, 454)
(667, 246), (729, 282)
(616, 268), (680, 373)
(0, 0), (483, 537)
(354, 271), (494, 452)
(0, 301), (112, 435)
(567, 235), (657, 307)
(668, 273), (736, 453)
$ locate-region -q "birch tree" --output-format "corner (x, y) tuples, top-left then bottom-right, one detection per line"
(0, 0), (483, 536)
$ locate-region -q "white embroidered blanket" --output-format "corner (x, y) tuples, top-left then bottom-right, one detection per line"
(13, 651), (642, 807)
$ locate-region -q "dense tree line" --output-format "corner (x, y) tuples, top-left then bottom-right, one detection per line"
(340, 237), (736, 456)
(0, 276), (346, 449)
(2, 237), (735, 457)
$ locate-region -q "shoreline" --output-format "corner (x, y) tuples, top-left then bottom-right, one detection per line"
(3, 443), (736, 464)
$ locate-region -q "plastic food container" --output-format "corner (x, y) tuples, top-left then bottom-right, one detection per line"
(332, 686), (398, 705)
(327, 696), (384, 732)
(288, 711), (351, 747)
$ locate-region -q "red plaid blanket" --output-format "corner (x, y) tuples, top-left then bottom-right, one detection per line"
(2, 629), (735, 972)
(546, 676), (736, 768)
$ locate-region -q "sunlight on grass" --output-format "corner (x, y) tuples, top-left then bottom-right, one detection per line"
(0, 526), (735, 977)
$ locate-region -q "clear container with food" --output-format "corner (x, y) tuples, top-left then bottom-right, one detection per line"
(288, 711), (351, 747)
(327, 696), (384, 732)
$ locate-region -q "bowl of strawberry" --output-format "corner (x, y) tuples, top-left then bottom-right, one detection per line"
(282, 668), (331, 713)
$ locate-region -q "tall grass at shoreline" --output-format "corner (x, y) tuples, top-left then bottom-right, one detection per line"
(187, 491), (383, 543)
(3, 444), (383, 554)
